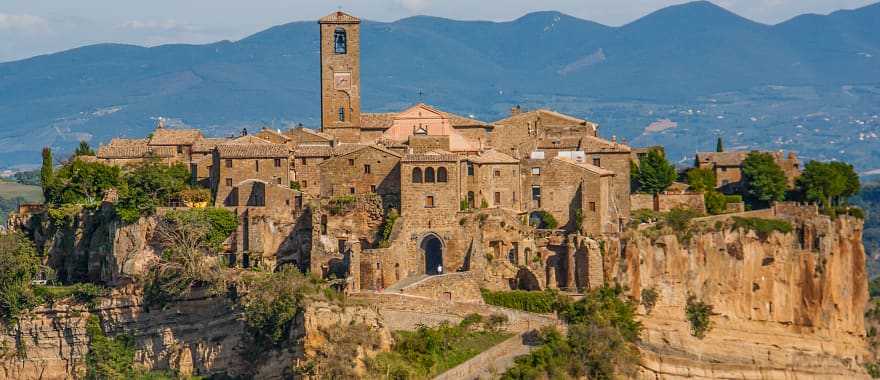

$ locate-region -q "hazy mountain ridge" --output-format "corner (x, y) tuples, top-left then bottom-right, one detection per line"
(0, 1), (878, 169)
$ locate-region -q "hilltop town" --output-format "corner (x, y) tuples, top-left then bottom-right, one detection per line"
(0, 11), (872, 380)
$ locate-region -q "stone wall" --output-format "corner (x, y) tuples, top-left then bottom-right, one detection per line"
(212, 154), (289, 207)
(631, 192), (706, 213)
(319, 147), (400, 197)
(466, 161), (520, 209)
(398, 272), (483, 303)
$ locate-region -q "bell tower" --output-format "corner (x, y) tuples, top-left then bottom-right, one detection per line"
(319, 11), (362, 143)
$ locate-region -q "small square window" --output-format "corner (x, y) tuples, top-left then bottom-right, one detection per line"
(349, 187), (355, 194)
(302, 180), (308, 187)
(225, 159), (233, 168)
(364, 164), (371, 174)
(274, 158), (282, 167)
(370, 185), (377, 193)
(589, 202), (596, 212)
(494, 170), (501, 177)
(300, 158), (307, 165)
(592, 157), (601, 167)
(176, 146), (183, 154)
(225, 178), (233, 186)
(348, 159), (355, 166)
(425, 195), (434, 208)
(531, 167), (540, 175)
(276, 178), (282, 185)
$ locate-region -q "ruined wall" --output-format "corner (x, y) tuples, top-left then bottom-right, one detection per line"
(631, 192), (706, 213)
(617, 211), (869, 379)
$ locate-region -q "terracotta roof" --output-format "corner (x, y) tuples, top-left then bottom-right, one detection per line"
(554, 157), (615, 176)
(284, 127), (334, 141)
(97, 139), (175, 159)
(192, 138), (229, 153)
(579, 135), (631, 153)
(255, 128), (292, 142)
(216, 143), (288, 158)
(319, 11), (360, 24)
(695, 151), (749, 167)
(294, 145), (333, 157)
(415, 103), (489, 127)
(361, 113), (396, 130)
(332, 143), (402, 158)
(537, 136), (583, 150)
(402, 150), (460, 163)
(494, 109), (592, 127)
(470, 149), (519, 164)
(148, 128), (203, 146)
(228, 135), (273, 145)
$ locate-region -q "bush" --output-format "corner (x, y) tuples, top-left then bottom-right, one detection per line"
(34, 283), (108, 308)
(0, 232), (41, 323)
(44, 160), (122, 206)
(731, 216), (793, 240)
(559, 286), (642, 342)
(459, 199), (469, 211)
(685, 294), (713, 338)
(640, 288), (660, 314)
(329, 195), (357, 215)
(289, 181), (301, 191)
(686, 168), (716, 193)
(163, 207), (238, 252)
(480, 289), (570, 314)
(240, 269), (326, 349)
(85, 316), (137, 380)
(116, 162), (189, 223)
(529, 210), (558, 229)
(179, 187), (210, 203)
(631, 209), (663, 224)
(378, 208), (399, 247)
(704, 190), (727, 215)
(480, 199), (489, 209)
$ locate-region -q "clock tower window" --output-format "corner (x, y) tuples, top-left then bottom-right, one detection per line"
(334, 28), (347, 54)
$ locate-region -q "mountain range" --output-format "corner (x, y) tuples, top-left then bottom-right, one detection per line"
(1, 1), (878, 170)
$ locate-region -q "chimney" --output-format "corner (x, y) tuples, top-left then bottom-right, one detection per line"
(156, 118), (166, 129)
(510, 105), (522, 116)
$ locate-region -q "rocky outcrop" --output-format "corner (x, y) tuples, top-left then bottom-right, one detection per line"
(618, 210), (869, 379)
(0, 290), (390, 380)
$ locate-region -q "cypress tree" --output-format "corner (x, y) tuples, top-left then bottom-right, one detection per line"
(40, 147), (53, 200)
(715, 137), (724, 152)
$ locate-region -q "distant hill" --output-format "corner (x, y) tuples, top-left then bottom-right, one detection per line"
(1, 1), (878, 169)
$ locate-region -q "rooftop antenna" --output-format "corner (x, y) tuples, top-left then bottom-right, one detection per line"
(417, 88), (424, 102)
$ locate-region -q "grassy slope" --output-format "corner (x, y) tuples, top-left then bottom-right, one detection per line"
(0, 180), (42, 201)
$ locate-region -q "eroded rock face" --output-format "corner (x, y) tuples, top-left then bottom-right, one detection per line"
(619, 214), (869, 379)
(0, 291), (390, 380)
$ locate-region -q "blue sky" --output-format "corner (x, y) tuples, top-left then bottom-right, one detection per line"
(0, 0), (875, 62)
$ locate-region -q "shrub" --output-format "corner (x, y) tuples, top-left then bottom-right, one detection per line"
(866, 362), (880, 379)
(44, 160), (122, 206)
(289, 181), (301, 191)
(685, 294), (713, 338)
(179, 187), (210, 203)
(640, 287), (660, 314)
(329, 195), (357, 215)
(460, 199), (469, 211)
(480, 199), (489, 209)
(0, 232), (41, 323)
(115, 162), (189, 223)
(731, 216), (793, 240)
(529, 210), (558, 229)
(574, 209), (584, 232)
(631, 209), (663, 225)
(559, 286), (642, 343)
(704, 190), (728, 215)
(34, 283), (108, 308)
(480, 289), (570, 314)
(378, 208), (399, 247)
(240, 269), (325, 349)
(686, 168), (716, 193)
(85, 316), (137, 380)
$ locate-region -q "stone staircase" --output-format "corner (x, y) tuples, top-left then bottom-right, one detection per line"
(433, 329), (540, 380)
(383, 274), (430, 293)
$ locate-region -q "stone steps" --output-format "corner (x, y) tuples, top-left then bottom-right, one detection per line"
(433, 329), (540, 380)
(383, 274), (430, 293)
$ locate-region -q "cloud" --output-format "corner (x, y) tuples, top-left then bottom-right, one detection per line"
(0, 13), (49, 32)
(395, 0), (431, 13)
(118, 19), (196, 32)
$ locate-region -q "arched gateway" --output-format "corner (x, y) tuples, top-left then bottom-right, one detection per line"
(420, 233), (444, 275)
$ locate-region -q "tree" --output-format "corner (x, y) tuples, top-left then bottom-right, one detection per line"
(0, 232), (41, 322)
(633, 149), (676, 195)
(715, 137), (724, 152)
(74, 141), (95, 156)
(686, 168), (716, 193)
(40, 147), (53, 200)
(115, 161), (189, 223)
(798, 160), (861, 211)
(44, 160), (122, 205)
(741, 152), (786, 208)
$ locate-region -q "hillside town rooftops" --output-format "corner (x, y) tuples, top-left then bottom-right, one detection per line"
(469, 149), (519, 164)
(294, 145), (334, 157)
(695, 151), (750, 167)
(554, 156), (615, 176)
(148, 128), (203, 146)
(402, 150), (460, 163)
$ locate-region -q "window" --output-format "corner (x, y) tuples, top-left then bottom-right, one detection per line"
(302, 180), (308, 188)
(467, 162), (474, 176)
(338, 107), (345, 122)
(225, 159), (233, 168)
(437, 167), (448, 182)
(295, 196), (303, 209)
(531, 186), (541, 200)
(494, 192), (501, 205)
(276, 178), (282, 185)
(320, 215), (328, 235)
(593, 157), (601, 167)
(349, 187), (355, 194)
(225, 178), (233, 186)
(274, 158), (281, 167)
(589, 202), (596, 212)
(425, 196), (434, 208)
(255, 160), (260, 172)
(300, 157), (307, 165)
(348, 159), (355, 166)
(531, 167), (541, 175)
(494, 169), (501, 177)
(364, 164), (371, 174)
(412, 167), (423, 183)
(176, 146), (183, 154)
(334, 27), (347, 54)
(425, 167), (435, 183)
(370, 185), (377, 193)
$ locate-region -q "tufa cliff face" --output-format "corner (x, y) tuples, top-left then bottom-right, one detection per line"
(0, 289), (390, 380)
(618, 211), (869, 379)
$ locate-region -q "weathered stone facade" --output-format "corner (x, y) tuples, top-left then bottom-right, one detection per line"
(319, 145), (402, 197)
(319, 12), (362, 142)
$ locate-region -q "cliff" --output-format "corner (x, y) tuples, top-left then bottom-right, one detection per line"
(618, 209), (869, 379)
(0, 289), (390, 379)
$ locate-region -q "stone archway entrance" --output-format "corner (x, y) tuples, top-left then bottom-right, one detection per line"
(420, 234), (444, 275)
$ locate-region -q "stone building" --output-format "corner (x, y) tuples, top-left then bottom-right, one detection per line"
(695, 150), (801, 192)
(464, 149), (521, 210)
(211, 135), (291, 207)
(318, 144), (402, 197)
(293, 145), (333, 198)
(319, 11), (362, 143)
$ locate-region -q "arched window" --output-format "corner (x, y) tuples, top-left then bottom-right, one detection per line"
(338, 107), (345, 122)
(425, 167), (435, 183)
(412, 167), (423, 183)
(334, 28), (347, 54)
(437, 167), (448, 182)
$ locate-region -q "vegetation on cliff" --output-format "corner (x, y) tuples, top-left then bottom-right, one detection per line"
(502, 286), (641, 379)
(741, 152), (788, 208)
(368, 315), (511, 379)
(0, 232), (41, 323)
(797, 160), (861, 217)
(480, 289), (570, 314)
(632, 149), (676, 195)
(730, 216), (793, 240)
(685, 294), (714, 338)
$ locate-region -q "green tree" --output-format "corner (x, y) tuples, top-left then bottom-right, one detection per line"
(798, 160), (861, 211)
(686, 168), (716, 193)
(74, 141), (95, 156)
(716, 137), (724, 152)
(44, 160), (122, 206)
(40, 147), (54, 199)
(634, 149), (676, 195)
(741, 152), (787, 208)
(116, 161), (189, 223)
(0, 232), (41, 322)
